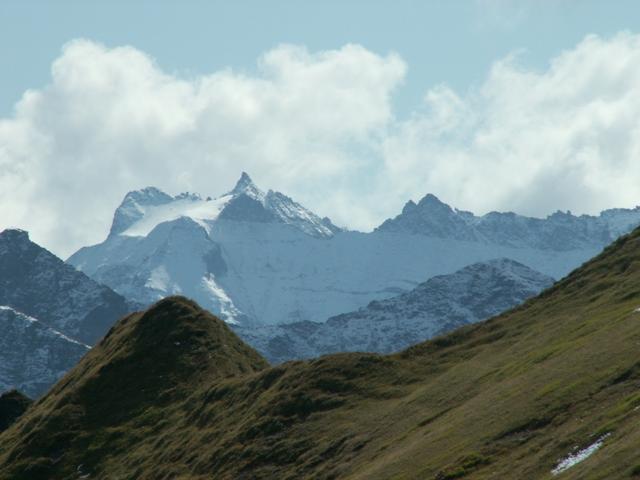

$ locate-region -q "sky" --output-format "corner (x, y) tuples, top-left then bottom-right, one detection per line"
(2, 0), (640, 257)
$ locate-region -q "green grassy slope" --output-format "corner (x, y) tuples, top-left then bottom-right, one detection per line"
(3, 230), (640, 479)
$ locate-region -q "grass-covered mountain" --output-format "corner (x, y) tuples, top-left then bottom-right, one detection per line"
(4, 227), (640, 478)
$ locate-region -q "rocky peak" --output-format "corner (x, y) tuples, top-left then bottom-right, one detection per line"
(174, 192), (202, 201)
(376, 194), (476, 240)
(0, 229), (29, 243)
(110, 187), (174, 236)
(417, 193), (449, 209)
(227, 172), (265, 201)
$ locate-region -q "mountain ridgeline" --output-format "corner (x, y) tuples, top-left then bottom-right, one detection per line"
(235, 258), (554, 363)
(5, 226), (640, 478)
(68, 173), (640, 329)
(377, 193), (640, 250)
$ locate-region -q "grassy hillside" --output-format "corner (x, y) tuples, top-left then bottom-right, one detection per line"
(3, 230), (640, 479)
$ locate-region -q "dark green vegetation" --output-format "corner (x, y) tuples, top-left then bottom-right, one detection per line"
(4, 229), (640, 478)
(0, 390), (31, 432)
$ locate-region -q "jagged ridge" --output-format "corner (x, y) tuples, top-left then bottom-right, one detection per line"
(377, 192), (640, 250)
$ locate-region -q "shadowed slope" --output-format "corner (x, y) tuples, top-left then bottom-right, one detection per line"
(0, 390), (31, 432)
(0, 229), (134, 345)
(4, 230), (640, 478)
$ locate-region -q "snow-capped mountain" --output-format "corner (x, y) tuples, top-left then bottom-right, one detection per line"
(377, 193), (640, 250)
(0, 306), (89, 398)
(69, 173), (347, 324)
(234, 259), (554, 362)
(0, 229), (134, 344)
(68, 173), (640, 327)
(106, 172), (340, 240)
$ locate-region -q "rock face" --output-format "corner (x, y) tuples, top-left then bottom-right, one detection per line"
(0, 306), (89, 398)
(68, 173), (640, 329)
(0, 229), (134, 345)
(234, 259), (554, 363)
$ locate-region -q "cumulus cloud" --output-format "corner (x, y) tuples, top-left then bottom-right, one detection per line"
(382, 32), (640, 218)
(2, 33), (640, 257)
(0, 40), (405, 256)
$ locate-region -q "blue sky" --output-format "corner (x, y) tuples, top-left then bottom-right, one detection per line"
(2, 1), (638, 118)
(2, 1), (640, 256)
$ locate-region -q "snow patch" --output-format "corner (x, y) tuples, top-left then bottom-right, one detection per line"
(145, 266), (171, 291)
(202, 276), (241, 325)
(0, 306), (89, 347)
(551, 434), (610, 475)
(122, 196), (231, 237)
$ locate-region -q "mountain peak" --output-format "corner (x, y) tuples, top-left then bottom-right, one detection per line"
(123, 186), (173, 205)
(110, 187), (174, 236)
(416, 193), (451, 211)
(228, 172), (264, 201)
(376, 193), (474, 239)
(237, 171), (252, 185)
(0, 229), (29, 243)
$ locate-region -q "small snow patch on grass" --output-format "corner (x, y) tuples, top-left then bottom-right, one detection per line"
(551, 434), (610, 475)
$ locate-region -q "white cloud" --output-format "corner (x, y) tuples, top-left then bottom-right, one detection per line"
(2, 33), (640, 257)
(382, 32), (640, 219)
(0, 40), (405, 256)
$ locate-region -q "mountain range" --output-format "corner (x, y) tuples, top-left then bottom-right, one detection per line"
(4, 224), (640, 478)
(4, 174), (640, 399)
(377, 193), (640, 250)
(67, 173), (640, 328)
(235, 258), (554, 363)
